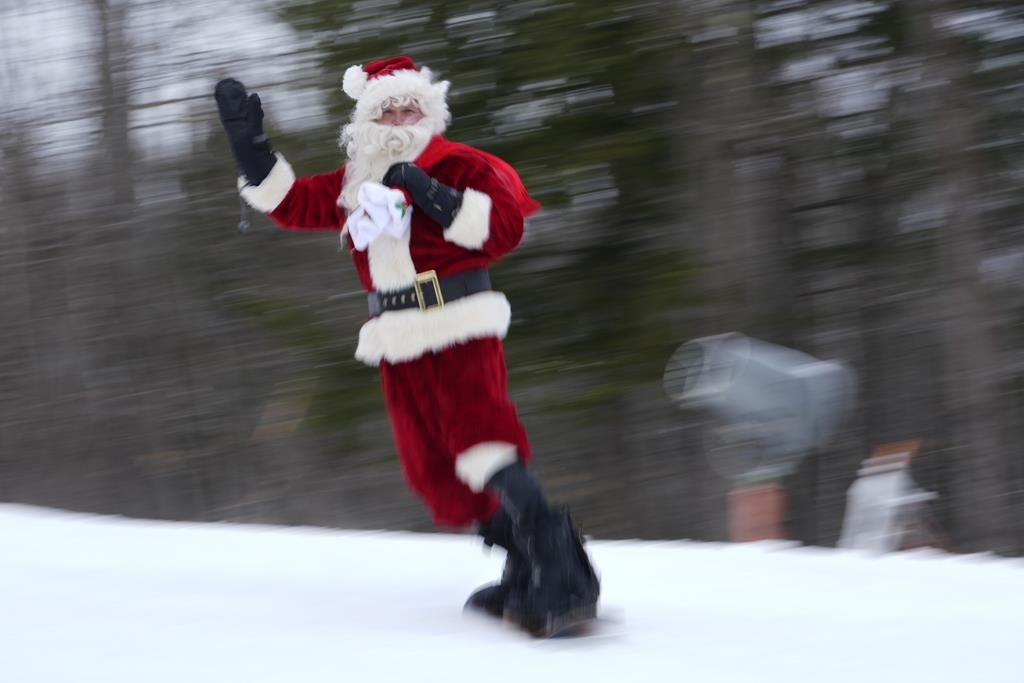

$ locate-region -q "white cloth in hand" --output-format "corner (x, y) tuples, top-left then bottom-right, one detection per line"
(345, 182), (412, 251)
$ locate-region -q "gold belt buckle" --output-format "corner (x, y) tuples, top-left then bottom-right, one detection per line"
(414, 270), (444, 310)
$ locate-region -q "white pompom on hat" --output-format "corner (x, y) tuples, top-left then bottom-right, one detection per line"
(342, 64), (370, 100)
(342, 55), (451, 134)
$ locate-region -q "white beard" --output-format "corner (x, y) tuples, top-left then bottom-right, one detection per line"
(339, 119), (434, 211)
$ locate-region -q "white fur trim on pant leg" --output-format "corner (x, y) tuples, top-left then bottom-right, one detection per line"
(444, 188), (492, 250)
(354, 291), (511, 366)
(456, 442), (518, 493)
(238, 154), (295, 213)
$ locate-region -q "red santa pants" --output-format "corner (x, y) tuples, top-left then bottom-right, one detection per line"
(379, 337), (532, 528)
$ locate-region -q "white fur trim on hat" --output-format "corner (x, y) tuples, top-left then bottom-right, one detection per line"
(444, 188), (492, 250)
(349, 67), (451, 135)
(343, 65), (369, 100)
(354, 291), (512, 365)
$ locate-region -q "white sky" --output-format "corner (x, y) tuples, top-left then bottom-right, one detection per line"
(0, 0), (330, 163)
(4, 1), (1020, 166)
(2, 503), (1022, 682)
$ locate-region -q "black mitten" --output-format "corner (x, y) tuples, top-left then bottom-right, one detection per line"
(214, 78), (277, 185)
(383, 162), (464, 228)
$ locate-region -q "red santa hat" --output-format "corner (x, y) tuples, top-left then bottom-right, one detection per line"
(342, 56), (450, 134)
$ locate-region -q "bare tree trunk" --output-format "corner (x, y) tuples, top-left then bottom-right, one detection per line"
(905, 0), (1012, 553)
(671, 1), (800, 540)
(94, 0), (135, 212)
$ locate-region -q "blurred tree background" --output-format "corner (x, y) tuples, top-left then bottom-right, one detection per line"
(1, 0), (1022, 555)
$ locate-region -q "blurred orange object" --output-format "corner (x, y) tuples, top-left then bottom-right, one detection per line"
(728, 483), (788, 542)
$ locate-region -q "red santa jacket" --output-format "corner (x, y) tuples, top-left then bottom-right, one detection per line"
(238, 136), (539, 366)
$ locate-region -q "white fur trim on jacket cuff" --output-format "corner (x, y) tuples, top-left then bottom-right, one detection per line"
(443, 188), (492, 250)
(238, 154), (295, 213)
(456, 442), (518, 492)
(354, 291), (511, 366)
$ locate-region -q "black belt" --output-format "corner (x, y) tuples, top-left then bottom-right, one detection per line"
(367, 268), (491, 317)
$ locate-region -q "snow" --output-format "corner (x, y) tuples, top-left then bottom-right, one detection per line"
(2, 504), (1022, 682)
(755, 3), (888, 49)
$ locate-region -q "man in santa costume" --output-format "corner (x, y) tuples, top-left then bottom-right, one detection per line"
(214, 56), (599, 636)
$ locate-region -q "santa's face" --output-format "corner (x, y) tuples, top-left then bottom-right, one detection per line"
(377, 102), (424, 126)
(342, 96), (432, 163)
(338, 97), (433, 211)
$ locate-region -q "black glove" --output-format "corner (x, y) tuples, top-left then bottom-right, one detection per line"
(383, 162), (464, 228)
(214, 78), (277, 185)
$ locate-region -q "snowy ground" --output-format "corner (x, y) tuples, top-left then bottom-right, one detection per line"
(2, 504), (1021, 683)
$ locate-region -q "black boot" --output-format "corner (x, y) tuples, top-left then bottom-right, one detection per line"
(464, 506), (529, 618)
(486, 462), (601, 637)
